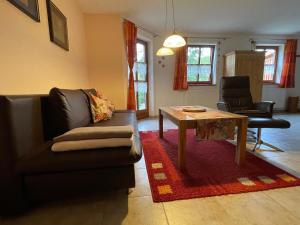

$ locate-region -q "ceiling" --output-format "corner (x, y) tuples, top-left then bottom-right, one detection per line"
(77, 0), (300, 36)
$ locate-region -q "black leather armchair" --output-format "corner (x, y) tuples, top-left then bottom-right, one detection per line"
(217, 76), (275, 118)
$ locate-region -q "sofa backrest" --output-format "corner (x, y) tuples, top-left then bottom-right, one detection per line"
(0, 88), (95, 164)
(48, 88), (93, 137)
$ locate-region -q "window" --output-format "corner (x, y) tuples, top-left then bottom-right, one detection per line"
(256, 46), (279, 83)
(187, 45), (215, 85)
(134, 40), (149, 119)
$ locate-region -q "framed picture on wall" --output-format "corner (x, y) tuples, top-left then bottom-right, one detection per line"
(46, 0), (69, 51)
(8, 0), (40, 22)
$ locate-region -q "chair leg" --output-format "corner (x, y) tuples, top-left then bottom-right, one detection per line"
(247, 129), (256, 135)
(252, 128), (262, 152)
(260, 141), (284, 152)
(252, 128), (284, 152)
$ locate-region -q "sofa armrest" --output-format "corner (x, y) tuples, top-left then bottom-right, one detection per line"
(217, 102), (232, 112)
(253, 101), (275, 117)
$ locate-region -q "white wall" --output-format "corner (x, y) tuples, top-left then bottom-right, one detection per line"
(153, 35), (300, 115)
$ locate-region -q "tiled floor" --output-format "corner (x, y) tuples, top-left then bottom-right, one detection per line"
(2, 114), (300, 225)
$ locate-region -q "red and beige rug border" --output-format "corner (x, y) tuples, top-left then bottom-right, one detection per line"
(140, 130), (300, 202)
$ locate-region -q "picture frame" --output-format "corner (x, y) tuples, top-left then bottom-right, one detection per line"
(8, 0), (40, 22)
(46, 0), (69, 51)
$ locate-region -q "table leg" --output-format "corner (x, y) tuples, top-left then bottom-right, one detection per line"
(159, 109), (163, 138)
(178, 122), (187, 172)
(236, 118), (247, 165)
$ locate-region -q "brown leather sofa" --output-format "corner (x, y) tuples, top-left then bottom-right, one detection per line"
(0, 88), (142, 215)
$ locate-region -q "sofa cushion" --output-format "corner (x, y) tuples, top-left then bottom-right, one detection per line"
(51, 138), (133, 152)
(16, 111), (142, 174)
(16, 136), (141, 174)
(49, 88), (92, 136)
(89, 110), (137, 129)
(54, 126), (134, 142)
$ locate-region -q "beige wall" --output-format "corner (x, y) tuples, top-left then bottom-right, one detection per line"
(84, 14), (127, 109)
(0, 0), (90, 95)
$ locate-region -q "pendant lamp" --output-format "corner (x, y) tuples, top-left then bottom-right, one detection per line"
(156, 0), (174, 56)
(156, 47), (174, 56)
(163, 0), (186, 48)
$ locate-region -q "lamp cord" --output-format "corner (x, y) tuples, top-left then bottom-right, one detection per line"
(165, 0), (168, 33)
(171, 0), (176, 33)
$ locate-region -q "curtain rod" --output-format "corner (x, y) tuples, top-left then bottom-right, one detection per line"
(187, 36), (228, 40)
(250, 38), (289, 42)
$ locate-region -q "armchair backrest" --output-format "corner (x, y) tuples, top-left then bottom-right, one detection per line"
(220, 76), (253, 111)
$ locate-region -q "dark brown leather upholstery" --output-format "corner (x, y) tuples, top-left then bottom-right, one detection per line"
(220, 76), (253, 111)
(248, 118), (291, 129)
(48, 88), (92, 136)
(0, 92), (142, 215)
(17, 111), (142, 174)
(0, 95), (46, 214)
(217, 76), (275, 118)
(24, 165), (135, 201)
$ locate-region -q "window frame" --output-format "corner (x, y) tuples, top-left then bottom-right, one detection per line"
(256, 45), (279, 84)
(187, 45), (215, 86)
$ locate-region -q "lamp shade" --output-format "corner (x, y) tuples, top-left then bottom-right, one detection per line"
(163, 34), (186, 48)
(156, 47), (174, 56)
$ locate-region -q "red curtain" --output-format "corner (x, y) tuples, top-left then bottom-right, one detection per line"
(123, 20), (137, 110)
(173, 40), (188, 90)
(279, 39), (298, 88)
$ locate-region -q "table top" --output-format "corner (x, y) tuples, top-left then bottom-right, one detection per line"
(160, 106), (247, 121)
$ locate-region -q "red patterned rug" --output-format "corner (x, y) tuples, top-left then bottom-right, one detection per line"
(140, 129), (300, 202)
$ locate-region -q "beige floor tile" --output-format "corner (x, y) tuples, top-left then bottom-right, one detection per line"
(129, 168), (151, 198)
(163, 197), (250, 225)
(135, 155), (146, 169)
(1, 195), (105, 225)
(268, 157), (300, 174)
(253, 150), (290, 158)
(102, 195), (168, 225)
(216, 191), (300, 225)
(264, 187), (300, 220)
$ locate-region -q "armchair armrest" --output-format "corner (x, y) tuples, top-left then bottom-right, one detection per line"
(253, 101), (275, 117)
(217, 102), (232, 112)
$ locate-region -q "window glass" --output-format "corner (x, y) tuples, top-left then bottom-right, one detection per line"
(136, 63), (147, 81)
(135, 41), (148, 112)
(256, 46), (278, 83)
(187, 47), (200, 64)
(136, 43), (145, 63)
(200, 47), (212, 64)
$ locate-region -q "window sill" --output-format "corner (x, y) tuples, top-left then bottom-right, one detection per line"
(263, 82), (279, 86)
(188, 83), (216, 87)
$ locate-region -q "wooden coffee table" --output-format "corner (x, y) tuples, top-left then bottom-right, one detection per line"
(159, 106), (248, 172)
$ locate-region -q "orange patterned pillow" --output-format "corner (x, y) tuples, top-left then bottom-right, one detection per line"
(89, 91), (115, 123)
(96, 91), (115, 113)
